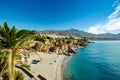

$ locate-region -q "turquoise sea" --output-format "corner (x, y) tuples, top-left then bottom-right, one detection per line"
(63, 41), (120, 80)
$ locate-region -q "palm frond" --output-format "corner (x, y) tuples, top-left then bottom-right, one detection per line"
(16, 30), (36, 38)
(3, 22), (10, 34)
(9, 26), (17, 47)
(0, 62), (8, 76)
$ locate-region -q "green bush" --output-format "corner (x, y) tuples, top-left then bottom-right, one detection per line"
(21, 64), (30, 70)
(2, 71), (24, 80)
(15, 71), (24, 80)
(35, 36), (45, 42)
(2, 72), (8, 80)
(16, 55), (22, 60)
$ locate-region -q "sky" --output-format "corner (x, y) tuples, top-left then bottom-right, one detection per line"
(0, 0), (120, 34)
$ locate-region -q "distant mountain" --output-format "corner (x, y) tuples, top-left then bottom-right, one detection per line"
(40, 28), (120, 40)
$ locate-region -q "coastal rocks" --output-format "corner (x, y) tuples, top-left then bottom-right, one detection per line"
(63, 52), (74, 56)
(33, 42), (48, 52)
(33, 35), (88, 56)
(68, 47), (76, 53)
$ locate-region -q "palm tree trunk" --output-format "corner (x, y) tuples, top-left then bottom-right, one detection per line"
(8, 49), (15, 80)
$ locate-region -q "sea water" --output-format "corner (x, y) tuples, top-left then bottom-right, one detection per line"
(63, 41), (120, 80)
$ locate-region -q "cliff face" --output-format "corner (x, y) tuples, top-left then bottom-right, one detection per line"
(33, 35), (88, 56)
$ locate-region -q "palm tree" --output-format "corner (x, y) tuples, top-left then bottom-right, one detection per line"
(0, 22), (38, 80)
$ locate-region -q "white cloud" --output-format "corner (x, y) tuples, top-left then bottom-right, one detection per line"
(108, 6), (120, 19)
(88, 18), (120, 34)
(88, 25), (104, 34)
(88, 4), (120, 34)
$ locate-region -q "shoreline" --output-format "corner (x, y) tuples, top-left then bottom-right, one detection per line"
(57, 55), (70, 80)
(56, 55), (66, 80)
(61, 56), (72, 80)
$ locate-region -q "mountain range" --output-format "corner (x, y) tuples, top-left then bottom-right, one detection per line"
(39, 28), (120, 40)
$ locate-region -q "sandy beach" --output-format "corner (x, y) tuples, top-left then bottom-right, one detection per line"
(28, 52), (65, 80)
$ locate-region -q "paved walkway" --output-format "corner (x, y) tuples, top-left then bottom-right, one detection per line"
(15, 65), (40, 80)
(15, 65), (46, 80)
